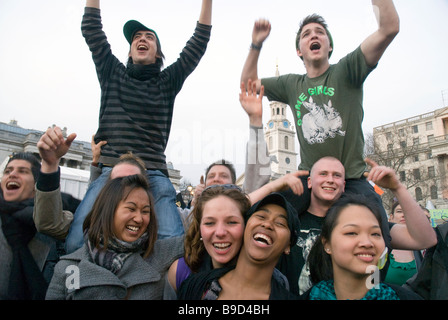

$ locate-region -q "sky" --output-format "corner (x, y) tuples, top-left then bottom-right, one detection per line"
(1, 0), (447, 184)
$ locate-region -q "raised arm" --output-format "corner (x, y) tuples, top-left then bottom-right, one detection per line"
(361, 0), (399, 67)
(365, 158), (437, 250)
(38, 126), (77, 174)
(241, 80), (271, 192)
(240, 19), (271, 92)
(248, 170), (308, 205)
(198, 0), (212, 26)
(34, 126), (77, 240)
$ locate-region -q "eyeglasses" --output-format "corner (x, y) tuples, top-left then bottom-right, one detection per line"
(203, 184), (242, 193)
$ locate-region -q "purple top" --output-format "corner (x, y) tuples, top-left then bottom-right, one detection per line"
(176, 257), (192, 290)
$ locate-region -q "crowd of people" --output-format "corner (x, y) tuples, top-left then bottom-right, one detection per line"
(1, 0), (447, 301)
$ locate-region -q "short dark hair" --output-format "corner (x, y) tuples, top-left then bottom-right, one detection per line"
(205, 159), (236, 184)
(296, 13), (334, 59)
(83, 174), (157, 258)
(6, 152), (41, 182)
(390, 201), (400, 216)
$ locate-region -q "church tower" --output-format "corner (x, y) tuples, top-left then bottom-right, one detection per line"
(264, 64), (298, 176)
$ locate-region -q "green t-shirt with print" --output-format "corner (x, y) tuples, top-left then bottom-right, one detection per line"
(261, 46), (375, 179)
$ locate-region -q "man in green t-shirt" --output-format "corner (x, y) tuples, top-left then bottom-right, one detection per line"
(240, 1), (400, 240)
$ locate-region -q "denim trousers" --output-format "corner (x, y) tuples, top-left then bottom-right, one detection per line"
(64, 168), (184, 254)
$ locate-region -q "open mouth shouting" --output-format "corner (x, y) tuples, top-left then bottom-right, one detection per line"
(6, 181), (21, 190)
(310, 42), (321, 53)
(253, 232), (273, 247)
(137, 44), (148, 51)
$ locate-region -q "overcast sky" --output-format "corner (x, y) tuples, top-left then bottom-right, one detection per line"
(1, 0), (447, 183)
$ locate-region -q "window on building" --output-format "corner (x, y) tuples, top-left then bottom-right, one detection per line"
(412, 125), (419, 133)
(284, 136), (289, 150)
(428, 134), (435, 143)
(387, 144), (393, 152)
(428, 166), (435, 178)
(413, 168), (421, 180)
(399, 128), (405, 137)
(399, 171), (406, 182)
(426, 121), (433, 130)
(400, 141), (407, 149)
(67, 160), (78, 169)
(413, 137), (419, 145)
(430, 185), (438, 200)
(415, 187), (423, 201)
(427, 152), (433, 159)
(386, 132), (392, 140)
(414, 155), (419, 162)
(269, 136), (273, 150)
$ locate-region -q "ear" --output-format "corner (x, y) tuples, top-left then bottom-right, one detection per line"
(322, 238), (331, 254)
(307, 176), (312, 189)
(297, 49), (303, 59)
(284, 245), (291, 255)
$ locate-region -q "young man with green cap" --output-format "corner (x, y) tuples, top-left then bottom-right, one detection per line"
(64, 0), (212, 254)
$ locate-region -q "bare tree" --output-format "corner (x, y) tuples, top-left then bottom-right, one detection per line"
(365, 127), (443, 212)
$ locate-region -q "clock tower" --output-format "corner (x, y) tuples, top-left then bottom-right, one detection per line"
(264, 65), (298, 176)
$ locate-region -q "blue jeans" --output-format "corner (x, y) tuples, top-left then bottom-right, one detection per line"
(64, 168), (184, 254)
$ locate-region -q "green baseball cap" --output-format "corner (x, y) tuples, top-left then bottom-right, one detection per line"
(123, 20), (159, 45)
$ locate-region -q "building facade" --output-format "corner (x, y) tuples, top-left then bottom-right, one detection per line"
(371, 107), (448, 209)
(0, 120), (182, 198)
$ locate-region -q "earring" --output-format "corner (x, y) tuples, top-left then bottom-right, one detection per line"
(200, 237), (203, 241)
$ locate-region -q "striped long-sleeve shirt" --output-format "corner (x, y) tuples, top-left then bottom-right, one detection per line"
(82, 7), (211, 175)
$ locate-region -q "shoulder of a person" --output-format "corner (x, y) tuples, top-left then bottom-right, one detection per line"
(387, 283), (423, 300)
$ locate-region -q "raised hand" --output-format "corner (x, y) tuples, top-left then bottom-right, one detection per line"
(38, 126), (77, 172)
(239, 79), (264, 127)
(364, 157), (400, 191)
(252, 19), (271, 46)
(91, 135), (107, 164)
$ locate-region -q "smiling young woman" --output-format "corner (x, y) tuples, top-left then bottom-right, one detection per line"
(45, 174), (184, 300)
(303, 194), (422, 300)
(177, 192), (300, 300)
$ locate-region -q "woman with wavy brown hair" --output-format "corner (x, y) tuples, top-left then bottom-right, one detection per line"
(165, 185), (251, 298)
